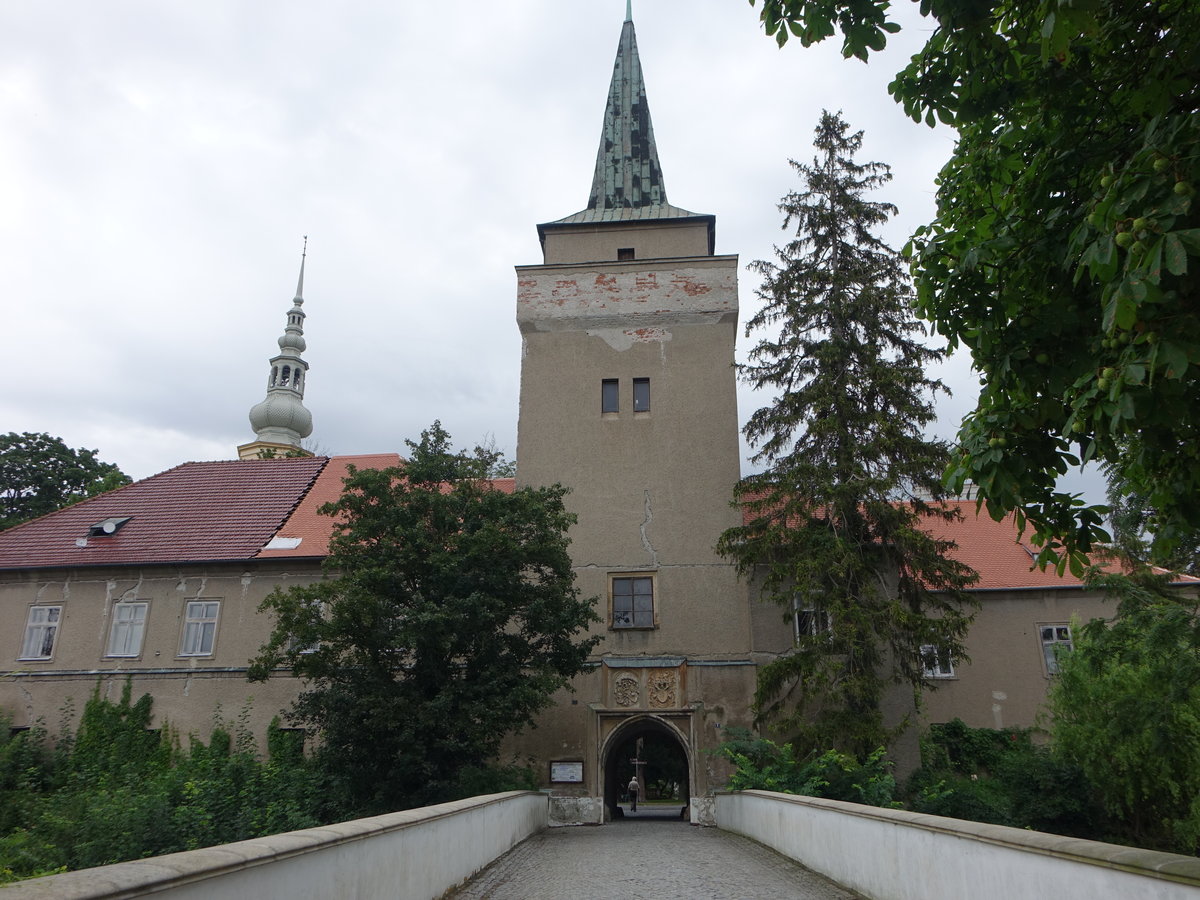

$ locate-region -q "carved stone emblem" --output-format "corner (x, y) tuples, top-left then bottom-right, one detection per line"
(614, 674), (640, 707)
(647, 668), (678, 708)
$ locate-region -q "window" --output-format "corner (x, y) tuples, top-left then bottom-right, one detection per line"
(793, 606), (831, 642)
(107, 601), (148, 657)
(20, 606), (61, 660)
(180, 601), (220, 656)
(617, 247), (635, 261)
(612, 575), (654, 628)
(1041, 624), (1073, 674)
(921, 644), (955, 679)
(601, 379), (619, 414)
(633, 378), (650, 412)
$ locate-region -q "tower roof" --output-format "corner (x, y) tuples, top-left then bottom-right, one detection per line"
(242, 242), (314, 457)
(542, 14), (708, 229)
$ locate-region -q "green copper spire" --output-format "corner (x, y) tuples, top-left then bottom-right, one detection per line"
(587, 16), (665, 214)
(541, 13), (707, 229)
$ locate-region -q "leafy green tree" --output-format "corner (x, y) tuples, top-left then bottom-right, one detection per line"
(749, 0), (1200, 571)
(717, 112), (977, 757)
(1047, 572), (1200, 853)
(1105, 461), (1199, 576)
(0, 432), (130, 530)
(249, 422), (599, 814)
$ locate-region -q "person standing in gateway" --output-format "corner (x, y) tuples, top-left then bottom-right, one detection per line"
(628, 776), (639, 813)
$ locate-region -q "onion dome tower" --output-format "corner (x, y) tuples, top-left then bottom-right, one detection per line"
(237, 241), (315, 460)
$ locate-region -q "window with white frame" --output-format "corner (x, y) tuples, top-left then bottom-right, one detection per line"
(180, 601), (220, 656)
(921, 644), (955, 678)
(611, 575), (654, 628)
(793, 600), (831, 643)
(107, 601), (148, 658)
(20, 606), (61, 660)
(1040, 624), (1073, 674)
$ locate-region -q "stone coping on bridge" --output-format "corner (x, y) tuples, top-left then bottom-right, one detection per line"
(717, 790), (1200, 900)
(3, 790), (548, 900)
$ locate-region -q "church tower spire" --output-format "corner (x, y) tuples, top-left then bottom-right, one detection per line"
(586, 10), (666, 214)
(536, 10), (713, 257)
(237, 240), (315, 460)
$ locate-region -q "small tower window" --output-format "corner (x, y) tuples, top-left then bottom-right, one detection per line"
(270, 366), (278, 387)
(281, 366), (291, 387)
(633, 378), (650, 412)
(601, 379), (619, 414)
(617, 248), (635, 261)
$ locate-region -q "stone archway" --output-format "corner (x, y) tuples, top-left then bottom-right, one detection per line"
(599, 714), (692, 822)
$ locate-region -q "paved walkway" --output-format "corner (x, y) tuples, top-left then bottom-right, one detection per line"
(448, 818), (861, 899)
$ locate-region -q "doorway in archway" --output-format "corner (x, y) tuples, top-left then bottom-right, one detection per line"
(602, 717), (690, 822)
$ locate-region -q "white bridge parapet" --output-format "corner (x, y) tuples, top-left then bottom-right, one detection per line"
(717, 790), (1200, 900)
(4, 791), (547, 900)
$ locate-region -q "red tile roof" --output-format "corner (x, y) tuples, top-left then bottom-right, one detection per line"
(743, 498), (1198, 592)
(5, 463), (1186, 594)
(258, 465), (517, 558)
(0, 458), (328, 569)
(258, 454), (402, 559)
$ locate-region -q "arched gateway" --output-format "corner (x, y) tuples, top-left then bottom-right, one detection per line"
(600, 714), (692, 821)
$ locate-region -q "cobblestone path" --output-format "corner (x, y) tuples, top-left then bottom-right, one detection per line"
(448, 819), (861, 899)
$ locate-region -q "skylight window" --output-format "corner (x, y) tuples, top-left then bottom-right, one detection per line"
(88, 517), (131, 537)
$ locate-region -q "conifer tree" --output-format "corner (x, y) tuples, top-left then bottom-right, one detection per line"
(718, 111), (977, 757)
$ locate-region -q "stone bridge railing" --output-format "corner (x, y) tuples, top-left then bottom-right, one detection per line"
(2, 791), (546, 900)
(716, 789), (1200, 900)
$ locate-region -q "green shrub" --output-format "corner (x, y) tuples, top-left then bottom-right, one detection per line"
(717, 728), (899, 807)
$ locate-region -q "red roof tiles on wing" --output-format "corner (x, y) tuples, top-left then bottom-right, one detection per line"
(741, 497), (1198, 592)
(257, 454), (403, 558)
(0, 457), (328, 570)
(258, 464), (518, 558)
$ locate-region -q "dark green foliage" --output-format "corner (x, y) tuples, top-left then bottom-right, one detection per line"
(0, 432), (131, 530)
(750, 0), (1200, 570)
(716, 728), (899, 808)
(249, 422), (599, 816)
(1047, 573), (1200, 853)
(1106, 462), (1199, 575)
(0, 688), (325, 883)
(909, 719), (1101, 838)
(718, 112), (977, 757)
(450, 762), (539, 799)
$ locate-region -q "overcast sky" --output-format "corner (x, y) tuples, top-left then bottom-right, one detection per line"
(5, 1), (1081, 498)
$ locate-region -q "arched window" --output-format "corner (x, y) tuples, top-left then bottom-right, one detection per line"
(281, 366), (291, 387)
(270, 366), (278, 387)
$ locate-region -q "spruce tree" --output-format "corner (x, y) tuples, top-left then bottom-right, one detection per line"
(718, 111), (977, 757)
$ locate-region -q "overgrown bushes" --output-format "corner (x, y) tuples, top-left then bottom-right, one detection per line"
(718, 720), (1106, 846)
(0, 684), (323, 883)
(1, 682), (542, 884)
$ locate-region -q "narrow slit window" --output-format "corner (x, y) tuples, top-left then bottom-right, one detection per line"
(601, 379), (619, 414)
(633, 378), (650, 412)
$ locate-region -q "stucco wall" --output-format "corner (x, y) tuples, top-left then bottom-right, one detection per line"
(918, 588), (1116, 731)
(540, 219), (711, 264)
(716, 790), (1200, 900)
(4, 791), (547, 900)
(1, 561), (321, 741)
